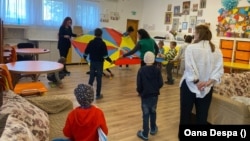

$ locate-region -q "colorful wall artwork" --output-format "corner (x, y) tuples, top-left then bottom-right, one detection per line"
(217, 6), (250, 38)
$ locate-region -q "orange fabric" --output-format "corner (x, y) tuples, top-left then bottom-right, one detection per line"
(0, 64), (14, 89)
(14, 82), (47, 94)
(63, 106), (108, 141)
(0, 64), (47, 95)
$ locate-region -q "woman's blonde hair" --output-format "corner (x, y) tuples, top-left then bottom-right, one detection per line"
(193, 25), (215, 52)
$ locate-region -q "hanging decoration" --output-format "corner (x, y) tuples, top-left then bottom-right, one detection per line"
(221, 0), (239, 10)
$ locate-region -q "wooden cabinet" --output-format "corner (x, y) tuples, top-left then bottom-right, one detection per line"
(220, 39), (234, 62)
(235, 41), (250, 64)
(220, 39), (250, 72)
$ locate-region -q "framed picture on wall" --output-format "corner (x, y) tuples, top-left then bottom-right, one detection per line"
(198, 10), (203, 17)
(165, 12), (172, 24)
(189, 16), (197, 28)
(174, 6), (181, 17)
(193, 4), (198, 12)
(167, 4), (172, 11)
(172, 18), (179, 31)
(188, 28), (193, 33)
(182, 1), (191, 15)
(200, 0), (206, 9)
(182, 22), (188, 30)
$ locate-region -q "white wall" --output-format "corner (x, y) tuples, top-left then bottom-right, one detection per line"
(3, 0), (249, 62)
(142, 0), (250, 45)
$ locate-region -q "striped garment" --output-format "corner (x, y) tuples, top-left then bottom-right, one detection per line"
(164, 48), (177, 63)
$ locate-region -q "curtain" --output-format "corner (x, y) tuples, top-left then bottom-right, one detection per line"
(75, 0), (100, 32)
(0, 0), (100, 31)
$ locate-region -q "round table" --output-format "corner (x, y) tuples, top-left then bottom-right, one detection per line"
(6, 61), (63, 82)
(16, 48), (50, 60)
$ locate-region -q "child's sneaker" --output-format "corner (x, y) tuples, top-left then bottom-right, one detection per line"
(150, 126), (158, 135)
(137, 130), (148, 141)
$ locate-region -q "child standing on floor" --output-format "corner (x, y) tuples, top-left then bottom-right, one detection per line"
(63, 84), (108, 141)
(136, 51), (163, 141)
(159, 41), (177, 85)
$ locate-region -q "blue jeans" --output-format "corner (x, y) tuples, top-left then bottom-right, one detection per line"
(141, 96), (158, 137)
(88, 61), (103, 96)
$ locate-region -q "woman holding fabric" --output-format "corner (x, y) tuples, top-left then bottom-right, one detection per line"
(57, 17), (77, 75)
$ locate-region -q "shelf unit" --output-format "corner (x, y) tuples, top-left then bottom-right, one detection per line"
(235, 41), (250, 64)
(220, 38), (250, 73)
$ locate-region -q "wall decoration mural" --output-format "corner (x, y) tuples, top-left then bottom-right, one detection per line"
(217, 6), (250, 38)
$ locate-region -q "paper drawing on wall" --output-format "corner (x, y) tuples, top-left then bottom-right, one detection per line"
(174, 6), (181, 17)
(198, 10), (203, 17)
(110, 12), (120, 21)
(193, 4), (198, 12)
(100, 14), (109, 23)
(182, 22), (188, 30)
(165, 12), (172, 24)
(189, 16), (197, 28)
(182, 1), (190, 15)
(172, 18), (179, 31)
(200, 0), (206, 9)
(167, 4), (172, 11)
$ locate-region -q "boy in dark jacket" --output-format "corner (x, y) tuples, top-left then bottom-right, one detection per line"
(84, 28), (113, 100)
(136, 51), (163, 141)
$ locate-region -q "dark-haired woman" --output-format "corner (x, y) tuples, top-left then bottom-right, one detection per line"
(121, 29), (158, 67)
(178, 25), (223, 138)
(57, 17), (77, 74)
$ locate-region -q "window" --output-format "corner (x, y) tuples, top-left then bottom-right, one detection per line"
(0, 0), (30, 25)
(75, 0), (100, 32)
(42, 0), (71, 27)
(0, 0), (101, 30)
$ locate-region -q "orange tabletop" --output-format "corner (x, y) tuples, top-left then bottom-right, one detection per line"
(223, 62), (250, 71)
(6, 61), (63, 74)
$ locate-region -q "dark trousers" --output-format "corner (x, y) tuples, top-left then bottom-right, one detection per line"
(88, 61), (103, 96)
(166, 62), (174, 82)
(59, 47), (70, 71)
(141, 96), (158, 137)
(59, 47), (70, 58)
(179, 79), (213, 125)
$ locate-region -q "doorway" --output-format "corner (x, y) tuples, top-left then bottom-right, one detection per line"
(126, 19), (139, 44)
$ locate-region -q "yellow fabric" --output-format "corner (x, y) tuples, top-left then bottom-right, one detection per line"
(161, 46), (180, 65)
(73, 35), (135, 70)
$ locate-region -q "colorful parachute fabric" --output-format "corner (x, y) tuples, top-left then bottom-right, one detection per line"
(72, 27), (139, 70)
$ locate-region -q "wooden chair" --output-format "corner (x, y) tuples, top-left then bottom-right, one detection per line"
(0, 64), (47, 96)
(3, 46), (17, 63)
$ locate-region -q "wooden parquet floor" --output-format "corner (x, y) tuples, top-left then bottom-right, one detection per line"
(32, 64), (181, 141)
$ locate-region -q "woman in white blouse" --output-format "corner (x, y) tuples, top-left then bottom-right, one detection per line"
(178, 25), (224, 129)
